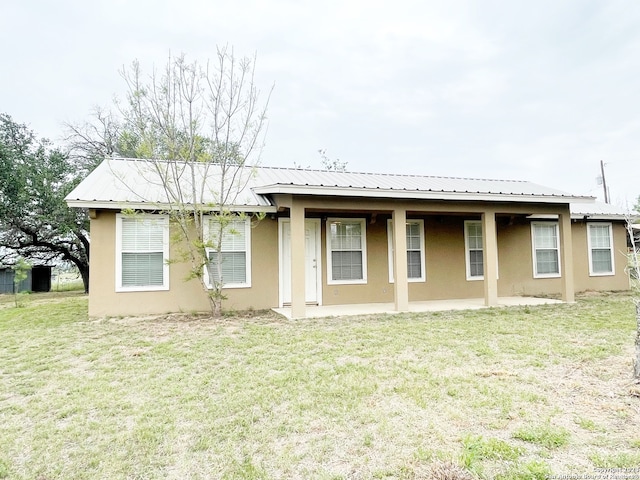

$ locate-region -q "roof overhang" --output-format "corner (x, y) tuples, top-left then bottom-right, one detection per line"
(252, 184), (591, 204)
(529, 213), (630, 221)
(66, 200), (277, 213)
(572, 213), (629, 221)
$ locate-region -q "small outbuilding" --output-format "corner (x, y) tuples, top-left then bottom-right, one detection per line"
(0, 265), (52, 294)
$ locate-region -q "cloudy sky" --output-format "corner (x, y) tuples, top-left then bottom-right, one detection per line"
(2, 0), (639, 206)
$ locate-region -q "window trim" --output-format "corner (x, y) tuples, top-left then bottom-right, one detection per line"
(203, 216), (252, 289)
(326, 218), (368, 285)
(387, 219), (426, 283)
(115, 213), (170, 292)
(587, 222), (615, 276)
(531, 221), (561, 279)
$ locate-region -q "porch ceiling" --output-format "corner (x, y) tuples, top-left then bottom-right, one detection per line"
(273, 296), (563, 320)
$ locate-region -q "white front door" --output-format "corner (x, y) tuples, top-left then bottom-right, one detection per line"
(280, 219), (321, 306)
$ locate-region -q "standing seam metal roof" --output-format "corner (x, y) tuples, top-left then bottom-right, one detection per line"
(65, 158), (593, 208)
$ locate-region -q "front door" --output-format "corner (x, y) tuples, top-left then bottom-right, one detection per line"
(280, 219), (321, 306)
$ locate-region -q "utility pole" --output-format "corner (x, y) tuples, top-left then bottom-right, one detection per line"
(600, 160), (609, 204)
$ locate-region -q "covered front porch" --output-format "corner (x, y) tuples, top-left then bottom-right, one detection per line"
(267, 193), (576, 319)
(273, 296), (563, 320)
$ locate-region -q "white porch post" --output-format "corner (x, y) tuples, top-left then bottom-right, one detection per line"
(559, 208), (575, 303)
(392, 208), (409, 312)
(290, 200), (306, 319)
(482, 210), (498, 306)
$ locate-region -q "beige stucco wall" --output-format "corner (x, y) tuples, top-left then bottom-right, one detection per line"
(88, 208), (630, 316)
(319, 215), (486, 305)
(88, 211), (278, 317)
(318, 215), (630, 306)
(320, 217), (394, 305)
(571, 222), (629, 292)
(494, 220), (629, 296)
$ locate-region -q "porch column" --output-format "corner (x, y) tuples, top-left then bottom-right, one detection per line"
(559, 208), (575, 303)
(392, 208), (409, 312)
(290, 200), (306, 319)
(482, 210), (498, 306)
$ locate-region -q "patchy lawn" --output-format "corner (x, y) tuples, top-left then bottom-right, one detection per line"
(0, 292), (639, 479)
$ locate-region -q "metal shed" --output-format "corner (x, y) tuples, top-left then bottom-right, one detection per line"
(0, 266), (52, 294)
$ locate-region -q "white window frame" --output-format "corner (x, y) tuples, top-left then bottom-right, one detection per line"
(203, 216), (252, 289)
(326, 218), (367, 285)
(387, 219), (426, 283)
(587, 222), (615, 276)
(464, 220), (484, 281)
(115, 214), (169, 292)
(531, 222), (561, 278)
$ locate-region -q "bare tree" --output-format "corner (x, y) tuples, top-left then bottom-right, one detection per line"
(109, 48), (271, 317)
(64, 107), (140, 174)
(318, 148), (348, 172)
(627, 215), (640, 380)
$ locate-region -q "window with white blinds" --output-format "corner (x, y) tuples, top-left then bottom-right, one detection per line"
(205, 217), (251, 288)
(387, 219), (426, 282)
(327, 218), (367, 284)
(116, 215), (169, 291)
(588, 223), (614, 276)
(531, 222), (561, 278)
(464, 221), (484, 280)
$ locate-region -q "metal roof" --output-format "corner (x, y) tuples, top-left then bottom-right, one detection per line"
(65, 158), (274, 211)
(66, 157), (595, 210)
(570, 201), (636, 220)
(253, 167), (577, 197)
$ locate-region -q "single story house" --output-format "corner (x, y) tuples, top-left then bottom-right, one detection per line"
(66, 158), (632, 318)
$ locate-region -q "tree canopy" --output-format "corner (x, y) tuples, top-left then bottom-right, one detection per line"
(0, 114), (90, 292)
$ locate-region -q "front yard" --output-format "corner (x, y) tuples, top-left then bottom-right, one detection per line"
(0, 292), (639, 479)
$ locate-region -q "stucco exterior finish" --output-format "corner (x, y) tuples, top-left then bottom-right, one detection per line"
(572, 222), (629, 292)
(88, 209), (629, 317)
(316, 215), (626, 306)
(88, 211), (279, 317)
(69, 159), (631, 317)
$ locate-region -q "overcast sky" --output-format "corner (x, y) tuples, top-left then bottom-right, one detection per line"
(2, 0), (639, 206)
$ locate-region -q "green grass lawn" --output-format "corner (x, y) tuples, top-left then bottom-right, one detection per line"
(1, 292), (639, 479)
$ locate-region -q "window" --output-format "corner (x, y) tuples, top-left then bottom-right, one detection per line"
(464, 221), (484, 280)
(588, 223), (614, 276)
(532, 222), (561, 277)
(205, 217), (251, 288)
(327, 218), (367, 284)
(116, 214), (169, 291)
(387, 219), (426, 282)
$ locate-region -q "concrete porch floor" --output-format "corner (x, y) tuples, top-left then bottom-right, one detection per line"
(273, 296), (563, 320)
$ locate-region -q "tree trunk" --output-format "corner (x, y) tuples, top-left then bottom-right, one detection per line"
(204, 285), (222, 318)
(210, 295), (222, 318)
(78, 263), (90, 294)
(634, 301), (640, 381)
(67, 256), (90, 293)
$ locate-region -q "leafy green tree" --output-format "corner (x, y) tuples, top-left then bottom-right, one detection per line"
(0, 114), (90, 292)
(634, 194), (640, 214)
